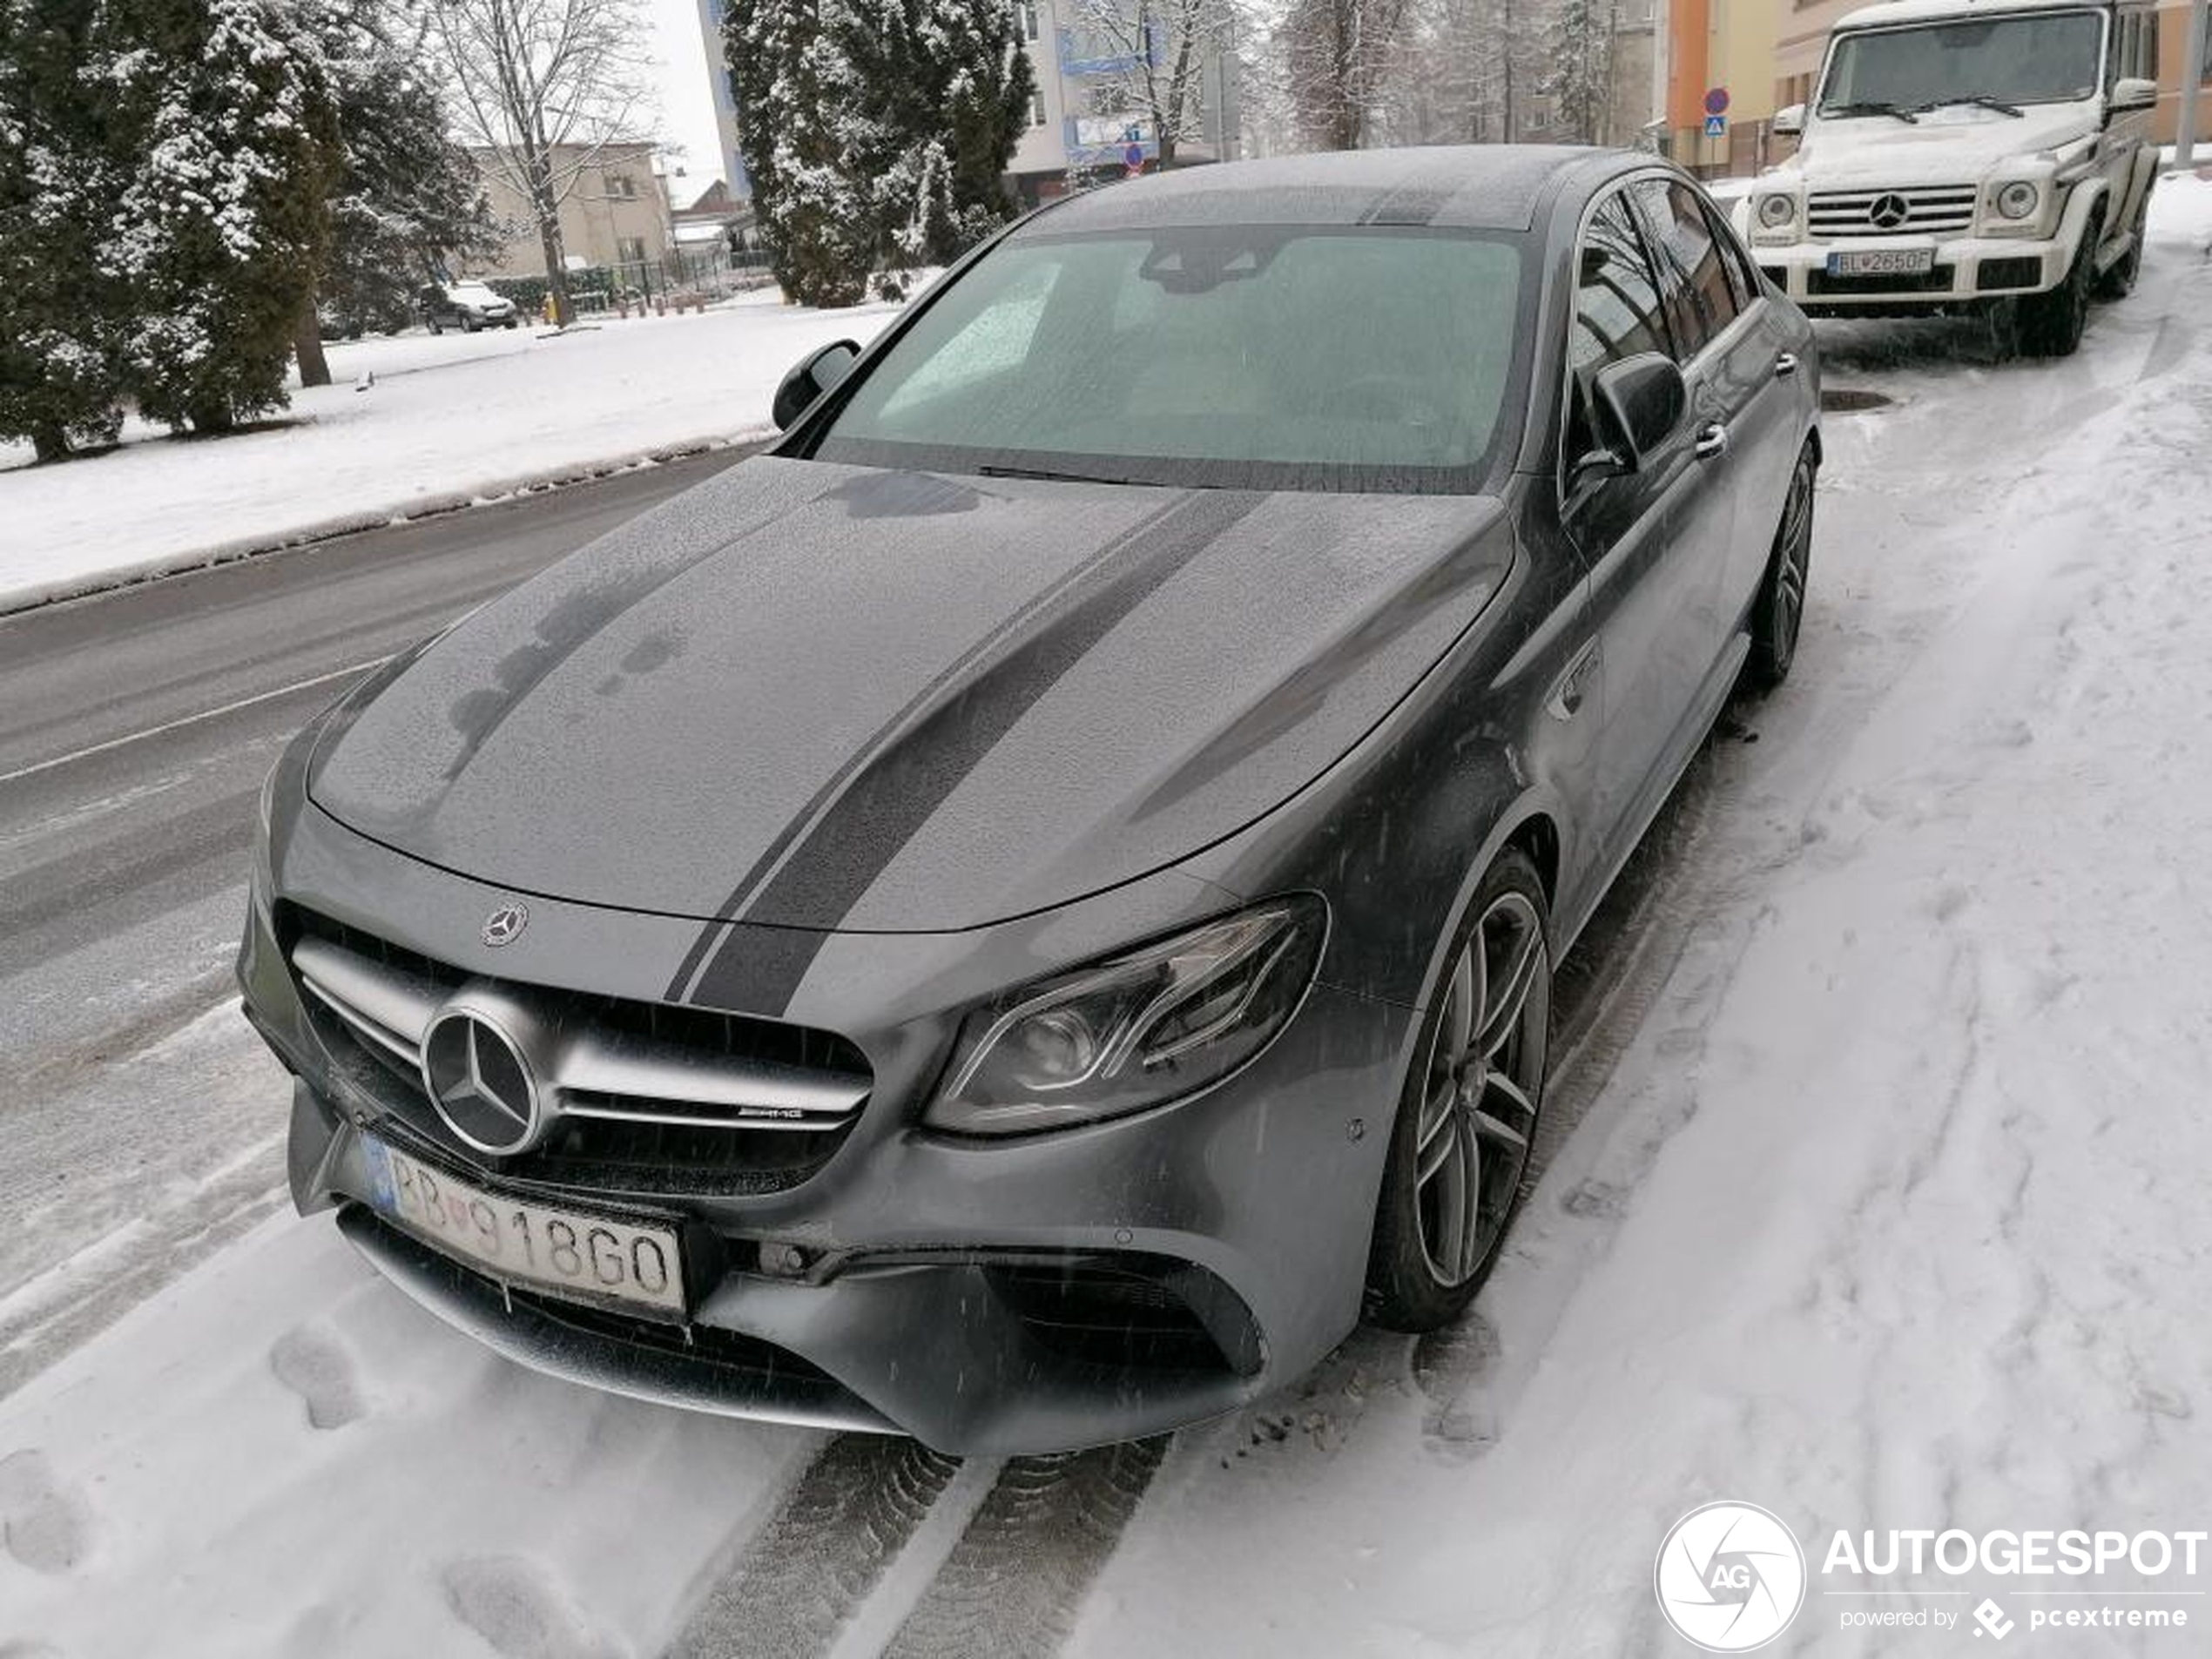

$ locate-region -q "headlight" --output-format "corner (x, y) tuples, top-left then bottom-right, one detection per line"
(1757, 192), (1797, 230)
(1994, 180), (2040, 220)
(924, 896), (1328, 1137)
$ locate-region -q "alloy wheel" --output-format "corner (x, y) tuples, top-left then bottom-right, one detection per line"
(1413, 889), (1550, 1286)
(1772, 459), (1814, 670)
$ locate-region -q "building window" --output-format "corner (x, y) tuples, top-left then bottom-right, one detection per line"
(1022, 3), (1040, 41)
(617, 236), (646, 266)
(608, 173), (637, 199)
(1030, 87), (1048, 126)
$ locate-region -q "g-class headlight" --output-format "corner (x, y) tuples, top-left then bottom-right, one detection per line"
(925, 897), (1327, 1137)
(1994, 180), (2040, 220)
(1757, 192), (1797, 230)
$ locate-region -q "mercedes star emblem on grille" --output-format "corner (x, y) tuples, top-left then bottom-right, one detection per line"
(1868, 193), (1911, 230)
(421, 1008), (543, 1154)
(481, 902), (529, 948)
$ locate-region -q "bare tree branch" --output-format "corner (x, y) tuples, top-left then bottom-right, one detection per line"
(430, 0), (657, 322)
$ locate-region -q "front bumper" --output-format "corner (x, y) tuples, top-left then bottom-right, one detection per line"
(240, 804), (1410, 1456)
(1751, 236), (2062, 311)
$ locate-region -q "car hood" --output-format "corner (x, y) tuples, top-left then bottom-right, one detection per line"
(1787, 103), (2095, 186)
(309, 456), (1514, 932)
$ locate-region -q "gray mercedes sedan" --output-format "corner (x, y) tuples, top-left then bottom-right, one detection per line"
(239, 146), (1819, 1456)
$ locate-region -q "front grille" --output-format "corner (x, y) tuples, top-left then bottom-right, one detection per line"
(1807, 264), (1956, 297)
(1808, 184), (1978, 239)
(284, 907), (871, 1195)
(1977, 256), (2044, 292)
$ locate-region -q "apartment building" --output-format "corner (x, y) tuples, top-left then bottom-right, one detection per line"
(1656, 0), (1788, 172)
(463, 145), (676, 280)
(693, 0), (752, 194)
(1006, 2), (1242, 202)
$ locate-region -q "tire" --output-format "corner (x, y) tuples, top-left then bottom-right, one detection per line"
(1744, 442), (1817, 691)
(461, 314), (481, 334)
(2017, 210), (2101, 358)
(1366, 848), (1552, 1332)
(2096, 185), (2149, 300)
(427, 319), (442, 336)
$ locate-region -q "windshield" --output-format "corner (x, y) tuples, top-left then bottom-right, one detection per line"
(451, 284), (500, 302)
(1818, 10), (2104, 113)
(813, 225), (1528, 493)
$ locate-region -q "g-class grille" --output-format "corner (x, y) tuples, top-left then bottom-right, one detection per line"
(283, 907), (871, 1196)
(1808, 184), (1978, 239)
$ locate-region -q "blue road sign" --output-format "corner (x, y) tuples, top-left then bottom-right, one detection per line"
(1703, 113), (1728, 138)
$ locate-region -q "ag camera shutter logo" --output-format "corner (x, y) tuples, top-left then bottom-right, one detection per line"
(1655, 1501), (1808, 1651)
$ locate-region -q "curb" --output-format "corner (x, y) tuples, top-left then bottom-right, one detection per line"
(0, 429), (770, 619)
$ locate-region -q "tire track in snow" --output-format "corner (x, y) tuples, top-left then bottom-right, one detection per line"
(662, 1436), (963, 1659)
(879, 1438), (1170, 1659)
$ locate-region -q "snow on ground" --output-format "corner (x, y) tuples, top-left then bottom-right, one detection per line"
(0, 1213), (813, 1656)
(3, 179), (2210, 1657)
(0, 288), (905, 613)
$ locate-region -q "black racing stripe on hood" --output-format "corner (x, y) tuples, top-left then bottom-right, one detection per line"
(656, 487), (1205, 1004)
(680, 489), (1263, 1015)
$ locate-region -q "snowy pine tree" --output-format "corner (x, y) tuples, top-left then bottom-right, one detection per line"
(307, 0), (496, 344)
(0, 2), (126, 459)
(728, 0), (878, 307)
(96, 0), (339, 433)
(835, 0), (1035, 279)
(728, 0), (1031, 307)
(1541, 0), (1613, 144)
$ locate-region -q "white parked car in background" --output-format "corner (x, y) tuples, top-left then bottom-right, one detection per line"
(1740, 0), (2159, 355)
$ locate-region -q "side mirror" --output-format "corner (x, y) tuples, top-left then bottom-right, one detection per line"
(772, 340), (861, 430)
(2110, 77), (2157, 113)
(1772, 103), (1805, 137)
(1590, 353), (1688, 471)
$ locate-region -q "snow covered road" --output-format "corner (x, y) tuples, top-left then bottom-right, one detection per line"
(3, 179), (2209, 1656)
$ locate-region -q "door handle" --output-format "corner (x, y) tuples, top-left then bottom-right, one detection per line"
(1694, 422), (1730, 461)
(1773, 352), (1799, 378)
(1546, 640), (1599, 722)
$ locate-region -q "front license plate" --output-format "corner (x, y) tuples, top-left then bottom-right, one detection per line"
(1826, 247), (1936, 277)
(363, 1137), (686, 1316)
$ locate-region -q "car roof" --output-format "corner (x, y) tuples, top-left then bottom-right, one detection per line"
(1834, 0), (2111, 30)
(1027, 145), (1642, 237)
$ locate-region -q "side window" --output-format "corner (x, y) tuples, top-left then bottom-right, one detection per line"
(1567, 194), (1673, 458)
(1571, 196), (1673, 374)
(1703, 194), (1759, 310)
(1632, 179), (1742, 358)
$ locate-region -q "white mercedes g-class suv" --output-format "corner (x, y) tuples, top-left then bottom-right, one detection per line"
(1742, 0), (2160, 356)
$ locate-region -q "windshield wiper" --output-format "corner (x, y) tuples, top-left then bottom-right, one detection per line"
(1911, 92), (2025, 117)
(1823, 99), (1919, 123)
(974, 463), (1146, 486)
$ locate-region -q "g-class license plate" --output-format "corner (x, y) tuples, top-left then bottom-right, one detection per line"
(362, 1136), (686, 1316)
(1826, 247), (1935, 277)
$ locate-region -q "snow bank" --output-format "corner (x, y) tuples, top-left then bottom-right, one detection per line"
(0, 292), (905, 614)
